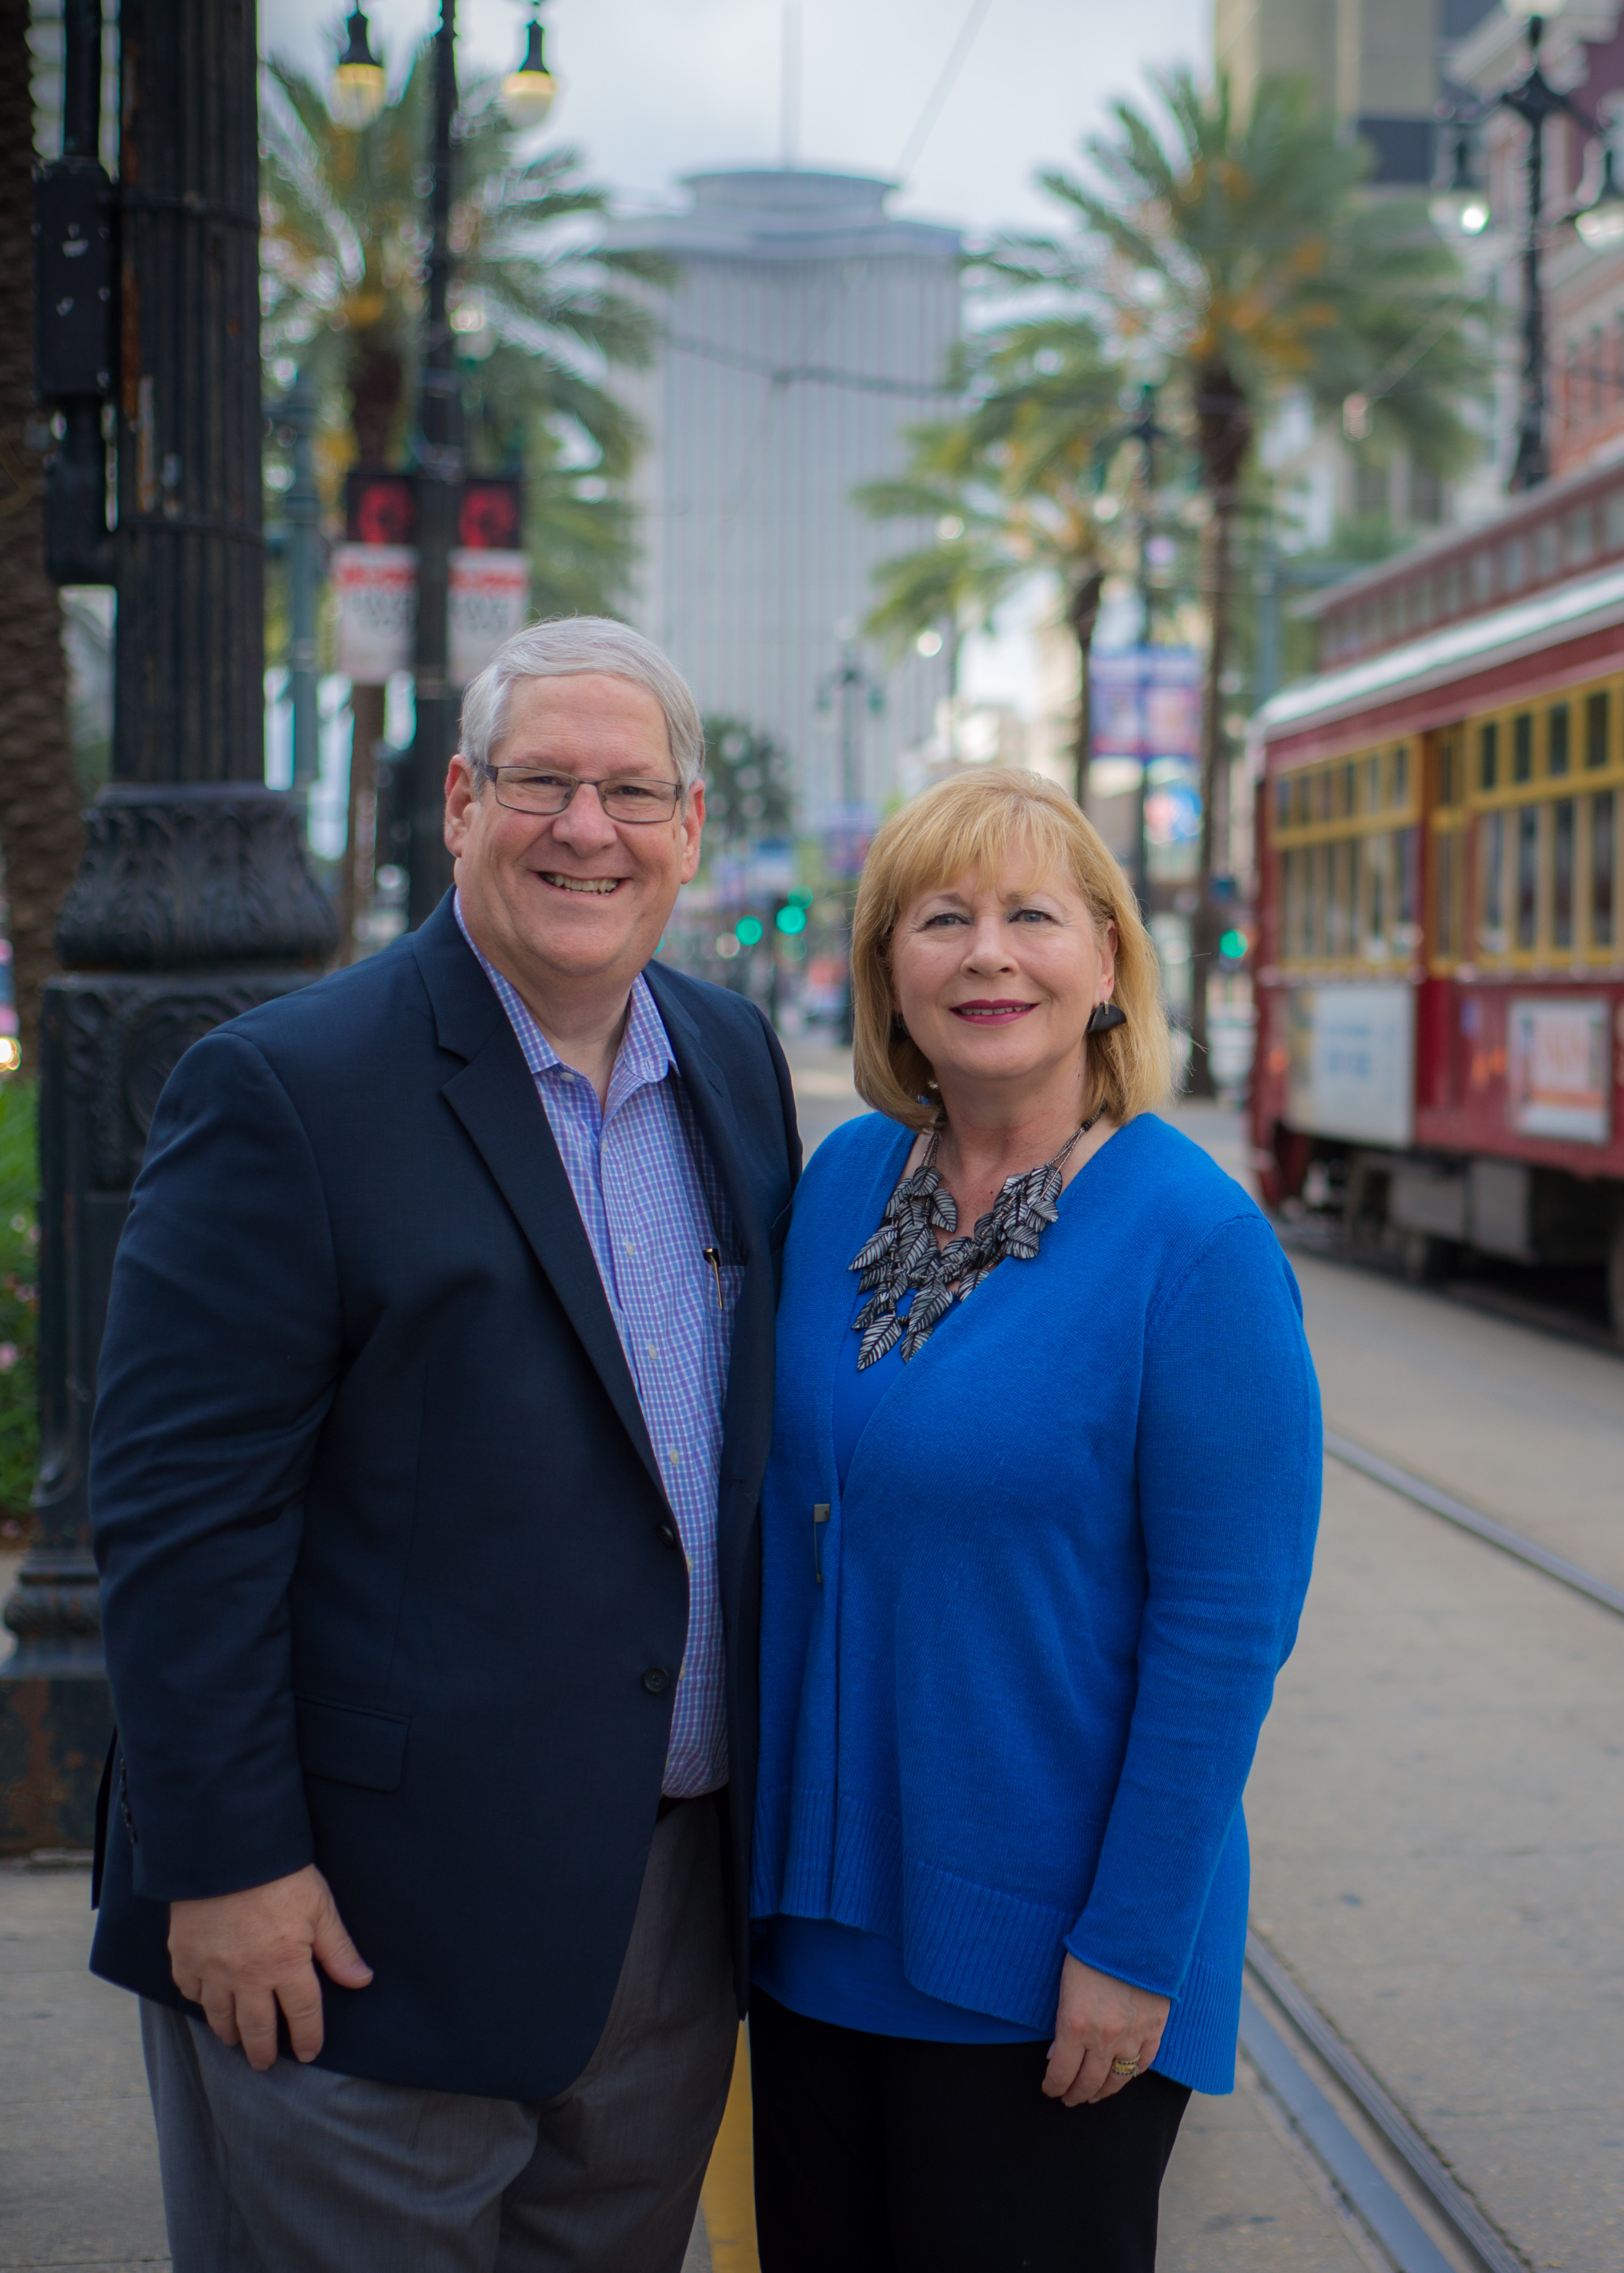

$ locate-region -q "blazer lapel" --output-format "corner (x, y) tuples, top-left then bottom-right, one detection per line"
(413, 900), (667, 1503)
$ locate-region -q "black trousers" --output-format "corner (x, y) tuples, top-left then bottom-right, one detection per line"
(750, 1989), (1191, 2273)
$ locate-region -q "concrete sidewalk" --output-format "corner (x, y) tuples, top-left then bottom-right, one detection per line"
(0, 1854), (1377, 2273)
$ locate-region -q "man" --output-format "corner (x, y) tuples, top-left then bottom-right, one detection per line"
(89, 618), (800, 2271)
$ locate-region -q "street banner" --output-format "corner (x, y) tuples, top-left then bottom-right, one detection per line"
(1090, 647), (1202, 761)
(334, 544), (417, 681)
(334, 546), (532, 687)
(449, 549), (530, 684)
(820, 801), (878, 881)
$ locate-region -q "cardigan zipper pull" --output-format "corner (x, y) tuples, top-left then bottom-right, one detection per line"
(813, 1503), (830, 1585)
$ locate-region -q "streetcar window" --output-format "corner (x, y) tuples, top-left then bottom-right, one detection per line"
(1435, 831), (1458, 959)
(1593, 792), (1616, 947)
(1438, 735), (1460, 808)
(1609, 491), (1624, 550)
(1392, 745), (1409, 807)
(1516, 807), (1539, 949)
(1478, 811), (1505, 950)
(1553, 800), (1575, 949)
(1548, 704), (1570, 777)
(1316, 772), (1332, 823)
(1276, 778), (1292, 831)
(1586, 691), (1609, 769)
(1365, 835), (1385, 953)
(1399, 826), (1419, 929)
(1513, 714), (1533, 784)
(1363, 754), (1379, 814)
(1480, 721), (1499, 790)
(1340, 762), (1356, 818)
(1331, 843), (1354, 958)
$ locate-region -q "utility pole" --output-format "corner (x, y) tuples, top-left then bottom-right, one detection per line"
(1, 0), (336, 1852)
(405, 0), (463, 930)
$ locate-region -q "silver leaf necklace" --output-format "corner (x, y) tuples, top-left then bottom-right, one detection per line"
(849, 1114), (1099, 1370)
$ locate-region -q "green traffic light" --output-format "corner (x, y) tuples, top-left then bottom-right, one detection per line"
(775, 904), (807, 936)
(735, 915), (764, 946)
(1219, 928), (1248, 962)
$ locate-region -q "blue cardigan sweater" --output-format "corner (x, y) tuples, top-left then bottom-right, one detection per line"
(751, 1110), (1322, 2095)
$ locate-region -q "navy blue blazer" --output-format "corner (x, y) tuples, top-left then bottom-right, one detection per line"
(88, 894), (800, 2099)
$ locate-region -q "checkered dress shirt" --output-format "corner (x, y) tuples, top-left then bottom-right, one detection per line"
(456, 897), (734, 1795)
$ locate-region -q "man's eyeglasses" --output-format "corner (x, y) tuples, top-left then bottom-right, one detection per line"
(480, 767), (685, 825)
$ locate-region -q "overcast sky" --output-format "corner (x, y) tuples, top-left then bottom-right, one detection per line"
(259, 0), (1211, 716)
(259, 0), (1210, 242)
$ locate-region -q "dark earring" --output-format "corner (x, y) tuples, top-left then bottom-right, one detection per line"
(892, 1012), (909, 1037)
(1085, 1001), (1126, 1036)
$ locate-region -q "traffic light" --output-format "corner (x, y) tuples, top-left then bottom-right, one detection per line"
(735, 916), (764, 947)
(1219, 927), (1249, 966)
(774, 890), (812, 937)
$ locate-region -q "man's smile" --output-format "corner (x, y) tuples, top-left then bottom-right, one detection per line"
(538, 872), (625, 895)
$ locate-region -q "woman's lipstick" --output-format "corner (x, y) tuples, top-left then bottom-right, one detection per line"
(950, 1000), (1036, 1024)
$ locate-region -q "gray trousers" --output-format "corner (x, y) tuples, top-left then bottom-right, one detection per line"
(140, 1796), (737, 2273)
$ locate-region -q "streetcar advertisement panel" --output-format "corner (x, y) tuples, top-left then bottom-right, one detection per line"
(1286, 985), (1416, 1148)
(1506, 998), (1613, 1146)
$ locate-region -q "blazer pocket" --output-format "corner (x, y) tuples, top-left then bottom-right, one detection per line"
(295, 1696), (410, 1792)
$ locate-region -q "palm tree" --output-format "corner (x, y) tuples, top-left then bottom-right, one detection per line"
(996, 69), (1485, 1090)
(260, 40), (664, 948)
(860, 321), (1124, 804)
(260, 46), (660, 549)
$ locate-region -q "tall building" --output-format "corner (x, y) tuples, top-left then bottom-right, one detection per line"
(1214, 0), (1498, 185)
(612, 169), (961, 819)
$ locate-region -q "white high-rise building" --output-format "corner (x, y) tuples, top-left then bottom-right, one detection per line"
(612, 168), (962, 819)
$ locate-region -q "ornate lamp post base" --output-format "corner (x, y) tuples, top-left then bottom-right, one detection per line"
(0, 788), (336, 1851)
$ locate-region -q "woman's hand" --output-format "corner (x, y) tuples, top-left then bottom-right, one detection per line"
(1042, 1954), (1170, 2107)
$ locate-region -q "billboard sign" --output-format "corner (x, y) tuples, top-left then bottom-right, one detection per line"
(1506, 997), (1612, 1144)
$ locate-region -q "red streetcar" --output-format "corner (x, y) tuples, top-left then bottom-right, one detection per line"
(1250, 456), (1624, 1337)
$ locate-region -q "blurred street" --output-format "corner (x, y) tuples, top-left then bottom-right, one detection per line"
(5, 1070), (1621, 2268)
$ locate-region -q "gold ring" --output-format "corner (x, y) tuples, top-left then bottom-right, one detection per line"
(1111, 2058), (1139, 2076)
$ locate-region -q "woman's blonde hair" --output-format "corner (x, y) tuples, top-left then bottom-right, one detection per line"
(850, 768), (1174, 1134)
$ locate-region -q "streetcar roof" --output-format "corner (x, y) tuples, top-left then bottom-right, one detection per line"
(1257, 556), (1624, 751)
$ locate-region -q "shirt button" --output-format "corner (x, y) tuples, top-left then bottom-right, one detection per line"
(642, 1666), (671, 1695)
(657, 1523), (679, 1550)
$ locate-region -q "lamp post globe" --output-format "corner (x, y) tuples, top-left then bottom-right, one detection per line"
(1430, 126), (1490, 237)
(501, 7), (558, 129)
(331, 8), (387, 129)
(1576, 143), (1624, 249)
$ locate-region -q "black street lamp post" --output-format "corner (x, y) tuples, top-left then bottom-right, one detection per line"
(1438, 5), (1624, 492)
(1, 0), (336, 1851)
(405, 0), (464, 930)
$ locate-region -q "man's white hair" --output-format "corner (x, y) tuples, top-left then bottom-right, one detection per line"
(459, 616), (705, 791)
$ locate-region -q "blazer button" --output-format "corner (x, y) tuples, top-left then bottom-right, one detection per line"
(657, 1523), (680, 1551)
(642, 1666), (671, 1695)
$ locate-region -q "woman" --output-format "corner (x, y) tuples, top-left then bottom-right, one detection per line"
(749, 769), (1321, 2272)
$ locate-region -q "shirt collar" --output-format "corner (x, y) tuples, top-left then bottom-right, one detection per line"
(454, 890), (674, 1100)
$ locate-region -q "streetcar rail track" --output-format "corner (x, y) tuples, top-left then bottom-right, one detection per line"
(1324, 1430), (1624, 1622)
(1242, 1935), (1531, 2273)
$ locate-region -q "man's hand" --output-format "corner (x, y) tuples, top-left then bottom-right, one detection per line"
(1042, 1953), (1170, 2108)
(168, 1864), (374, 2072)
